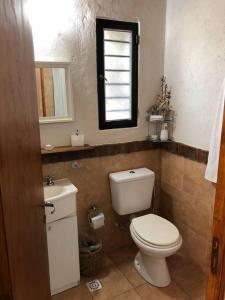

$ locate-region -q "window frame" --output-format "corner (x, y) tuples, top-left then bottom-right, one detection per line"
(96, 18), (139, 130)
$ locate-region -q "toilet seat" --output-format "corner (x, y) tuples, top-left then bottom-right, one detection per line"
(131, 214), (180, 248)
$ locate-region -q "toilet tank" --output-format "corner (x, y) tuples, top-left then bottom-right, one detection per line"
(109, 168), (155, 215)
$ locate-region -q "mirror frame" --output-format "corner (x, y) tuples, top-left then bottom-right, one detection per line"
(35, 61), (74, 124)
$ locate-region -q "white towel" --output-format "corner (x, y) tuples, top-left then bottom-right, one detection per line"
(205, 78), (225, 183)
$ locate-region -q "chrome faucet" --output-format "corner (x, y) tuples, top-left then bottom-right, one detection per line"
(45, 175), (54, 186)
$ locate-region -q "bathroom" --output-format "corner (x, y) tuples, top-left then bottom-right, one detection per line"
(0, 0), (225, 300)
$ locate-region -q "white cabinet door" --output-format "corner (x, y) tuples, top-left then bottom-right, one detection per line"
(46, 215), (80, 295)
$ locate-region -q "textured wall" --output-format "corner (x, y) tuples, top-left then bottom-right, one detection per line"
(42, 150), (161, 252)
(160, 151), (215, 273)
(164, 0), (225, 150)
(29, 0), (166, 146)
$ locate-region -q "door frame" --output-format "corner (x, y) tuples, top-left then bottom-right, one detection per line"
(206, 108), (225, 300)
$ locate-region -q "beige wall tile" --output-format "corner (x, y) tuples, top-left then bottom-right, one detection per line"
(160, 152), (215, 273)
(160, 182), (213, 237)
(43, 150), (161, 252)
(43, 149), (215, 274)
(176, 221), (209, 273)
(161, 151), (184, 191)
(183, 159), (215, 202)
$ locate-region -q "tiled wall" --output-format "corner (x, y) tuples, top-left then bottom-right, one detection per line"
(42, 150), (161, 252)
(42, 148), (215, 272)
(159, 151), (215, 273)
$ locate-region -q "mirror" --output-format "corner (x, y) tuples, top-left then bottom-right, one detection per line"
(35, 62), (73, 123)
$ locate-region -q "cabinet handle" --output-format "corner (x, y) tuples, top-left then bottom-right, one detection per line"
(44, 201), (55, 214)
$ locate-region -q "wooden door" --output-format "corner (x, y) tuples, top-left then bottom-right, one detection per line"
(206, 108), (225, 299)
(0, 191), (11, 300)
(0, 1), (51, 300)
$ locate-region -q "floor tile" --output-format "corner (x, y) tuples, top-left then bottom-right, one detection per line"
(170, 262), (206, 299)
(108, 245), (146, 287)
(88, 256), (133, 300)
(113, 289), (142, 300)
(136, 282), (190, 300)
(80, 255), (115, 283)
(51, 284), (92, 300)
(51, 247), (207, 300)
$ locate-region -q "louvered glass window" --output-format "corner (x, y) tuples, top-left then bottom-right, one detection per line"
(96, 19), (139, 130)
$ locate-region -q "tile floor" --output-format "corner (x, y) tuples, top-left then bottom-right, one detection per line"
(52, 245), (206, 300)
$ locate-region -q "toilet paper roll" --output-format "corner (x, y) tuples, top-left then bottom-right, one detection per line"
(89, 212), (105, 230)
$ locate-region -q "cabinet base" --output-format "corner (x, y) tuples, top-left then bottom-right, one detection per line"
(51, 280), (80, 296)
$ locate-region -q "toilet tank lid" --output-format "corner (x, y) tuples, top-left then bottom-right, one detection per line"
(109, 168), (155, 183)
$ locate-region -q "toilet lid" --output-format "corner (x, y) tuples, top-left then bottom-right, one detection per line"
(132, 214), (180, 246)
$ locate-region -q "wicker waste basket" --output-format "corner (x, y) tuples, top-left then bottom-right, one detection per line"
(79, 234), (103, 277)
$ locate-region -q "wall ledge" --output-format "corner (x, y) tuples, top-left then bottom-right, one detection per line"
(41, 140), (209, 164)
(41, 141), (161, 164)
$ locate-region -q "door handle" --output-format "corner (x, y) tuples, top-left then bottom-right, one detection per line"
(211, 236), (219, 274)
(44, 201), (55, 214)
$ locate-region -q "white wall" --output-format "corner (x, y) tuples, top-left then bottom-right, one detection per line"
(165, 0), (225, 150)
(29, 0), (166, 147)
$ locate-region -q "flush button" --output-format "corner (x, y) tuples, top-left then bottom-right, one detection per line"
(129, 171), (135, 174)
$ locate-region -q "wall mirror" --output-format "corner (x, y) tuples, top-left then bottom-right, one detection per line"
(35, 62), (73, 123)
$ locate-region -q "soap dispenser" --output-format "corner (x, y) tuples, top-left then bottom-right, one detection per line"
(71, 130), (85, 147)
(160, 123), (168, 141)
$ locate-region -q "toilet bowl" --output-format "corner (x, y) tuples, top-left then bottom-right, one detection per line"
(109, 168), (182, 288)
(130, 213), (182, 287)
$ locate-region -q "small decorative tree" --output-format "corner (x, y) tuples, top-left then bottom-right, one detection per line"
(147, 76), (172, 119)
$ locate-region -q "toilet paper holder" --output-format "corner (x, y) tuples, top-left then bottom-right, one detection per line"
(88, 205), (105, 230)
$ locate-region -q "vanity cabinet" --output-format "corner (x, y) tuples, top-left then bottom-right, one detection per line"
(44, 179), (80, 295)
(46, 215), (80, 295)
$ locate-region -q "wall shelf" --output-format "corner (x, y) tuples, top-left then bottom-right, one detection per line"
(40, 140), (208, 165)
(41, 141), (160, 164)
(146, 138), (173, 143)
(41, 144), (94, 155)
(147, 114), (175, 141)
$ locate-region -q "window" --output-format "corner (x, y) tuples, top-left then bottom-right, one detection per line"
(96, 19), (139, 130)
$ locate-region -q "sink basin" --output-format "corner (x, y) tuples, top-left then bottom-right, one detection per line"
(44, 185), (64, 199)
(44, 179), (77, 202)
(44, 179), (78, 223)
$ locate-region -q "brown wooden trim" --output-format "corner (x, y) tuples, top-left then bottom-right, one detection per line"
(41, 144), (94, 154)
(41, 141), (160, 163)
(41, 140), (209, 164)
(0, 191), (11, 300)
(0, 296), (10, 300)
(206, 109), (225, 299)
(161, 141), (209, 164)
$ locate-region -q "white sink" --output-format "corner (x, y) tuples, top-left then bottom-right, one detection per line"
(44, 185), (64, 199)
(44, 179), (78, 223)
(44, 179), (77, 201)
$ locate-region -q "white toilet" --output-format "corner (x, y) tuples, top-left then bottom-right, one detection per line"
(109, 168), (182, 287)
